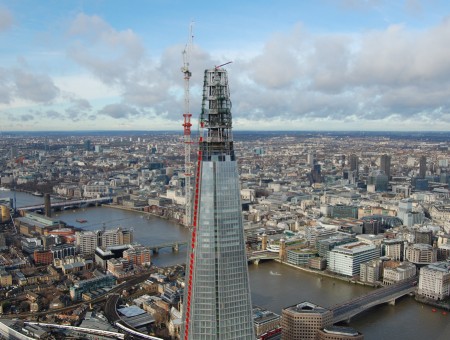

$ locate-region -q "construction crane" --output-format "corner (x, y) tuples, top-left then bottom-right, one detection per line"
(182, 23), (194, 227)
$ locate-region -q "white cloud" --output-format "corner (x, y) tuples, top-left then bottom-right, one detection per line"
(13, 69), (60, 103)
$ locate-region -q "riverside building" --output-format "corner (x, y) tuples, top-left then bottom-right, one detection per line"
(328, 242), (380, 277)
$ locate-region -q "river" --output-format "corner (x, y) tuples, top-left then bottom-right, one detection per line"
(2, 191), (450, 340)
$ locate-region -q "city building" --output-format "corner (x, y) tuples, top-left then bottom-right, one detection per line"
(383, 261), (416, 285)
(359, 259), (382, 284)
(281, 302), (333, 340)
(418, 261), (450, 300)
(69, 274), (116, 301)
(50, 244), (76, 259)
(367, 170), (389, 192)
(33, 249), (53, 265)
(382, 239), (405, 261)
(287, 248), (317, 266)
(182, 68), (254, 339)
(252, 306), (281, 338)
(380, 154), (391, 179)
(349, 154), (359, 175)
(123, 245), (151, 266)
(317, 326), (364, 340)
(414, 229), (433, 245)
(0, 270), (12, 287)
(328, 242), (380, 277)
(419, 156), (427, 178)
(94, 244), (131, 269)
(405, 244), (437, 264)
(75, 230), (98, 255)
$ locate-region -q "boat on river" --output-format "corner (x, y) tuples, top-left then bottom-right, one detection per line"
(32, 191), (43, 197)
(76, 219), (88, 223)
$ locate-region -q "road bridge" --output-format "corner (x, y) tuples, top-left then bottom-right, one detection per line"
(330, 277), (417, 323)
(19, 197), (112, 211)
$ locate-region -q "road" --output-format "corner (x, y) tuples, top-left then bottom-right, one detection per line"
(331, 277), (417, 322)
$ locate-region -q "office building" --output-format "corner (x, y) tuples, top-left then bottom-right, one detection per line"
(367, 170), (389, 192)
(123, 245), (151, 266)
(349, 154), (359, 174)
(382, 239), (405, 261)
(328, 242), (380, 277)
(75, 231), (98, 255)
(252, 306), (281, 338)
(360, 259), (382, 284)
(281, 302), (333, 340)
(418, 261), (450, 300)
(419, 155), (427, 178)
(380, 154), (391, 179)
(182, 68), (254, 339)
(383, 262), (416, 285)
(405, 244), (437, 264)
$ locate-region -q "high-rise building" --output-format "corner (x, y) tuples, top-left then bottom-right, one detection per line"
(380, 154), (391, 179)
(75, 231), (98, 255)
(419, 155), (427, 178)
(182, 68), (254, 339)
(349, 154), (358, 174)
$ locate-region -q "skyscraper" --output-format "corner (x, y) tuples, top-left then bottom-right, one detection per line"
(182, 67), (254, 339)
(419, 155), (427, 178)
(380, 154), (391, 179)
(349, 154), (359, 174)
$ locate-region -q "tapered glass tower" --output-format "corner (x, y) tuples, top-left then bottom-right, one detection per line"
(182, 67), (254, 339)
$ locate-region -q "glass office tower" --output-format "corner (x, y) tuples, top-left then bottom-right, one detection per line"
(182, 67), (254, 339)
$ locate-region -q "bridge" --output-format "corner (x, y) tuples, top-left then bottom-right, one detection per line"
(247, 250), (279, 264)
(148, 241), (187, 253)
(19, 197), (112, 211)
(330, 276), (417, 323)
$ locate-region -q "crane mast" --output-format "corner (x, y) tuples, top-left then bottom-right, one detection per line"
(182, 23), (194, 227)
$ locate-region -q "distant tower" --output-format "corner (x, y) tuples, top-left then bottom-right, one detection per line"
(307, 151), (316, 167)
(419, 156), (427, 178)
(349, 154), (359, 175)
(182, 67), (254, 339)
(380, 154), (391, 179)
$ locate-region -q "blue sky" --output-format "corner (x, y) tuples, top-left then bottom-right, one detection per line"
(1, 0), (450, 131)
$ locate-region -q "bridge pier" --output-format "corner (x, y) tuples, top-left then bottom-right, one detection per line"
(172, 243), (179, 252)
(388, 298), (396, 306)
(153, 248), (159, 254)
(253, 259), (260, 265)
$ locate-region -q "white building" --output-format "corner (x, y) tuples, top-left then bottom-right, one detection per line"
(418, 261), (450, 300)
(328, 242), (380, 277)
(75, 231), (98, 255)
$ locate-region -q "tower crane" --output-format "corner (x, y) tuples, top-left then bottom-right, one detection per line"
(182, 23), (194, 227)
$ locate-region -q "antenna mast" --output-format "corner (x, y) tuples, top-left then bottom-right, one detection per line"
(182, 23), (194, 227)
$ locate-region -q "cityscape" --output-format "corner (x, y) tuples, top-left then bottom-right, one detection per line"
(2, 1), (450, 340)
(1, 127), (450, 339)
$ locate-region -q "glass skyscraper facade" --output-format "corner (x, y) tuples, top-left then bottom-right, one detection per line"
(182, 68), (254, 339)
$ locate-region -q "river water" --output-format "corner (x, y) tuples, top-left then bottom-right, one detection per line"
(3, 191), (450, 340)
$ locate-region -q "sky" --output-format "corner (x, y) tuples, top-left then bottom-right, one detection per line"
(1, 0), (450, 131)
